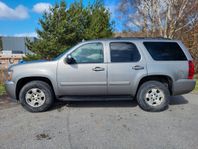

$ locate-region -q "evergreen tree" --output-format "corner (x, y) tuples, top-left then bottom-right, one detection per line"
(26, 0), (114, 60)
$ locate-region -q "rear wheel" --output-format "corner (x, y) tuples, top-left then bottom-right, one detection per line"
(19, 81), (54, 112)
(136, 81), (170, 112)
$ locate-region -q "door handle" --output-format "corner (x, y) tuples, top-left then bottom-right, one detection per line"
(132, 65), (144, 70)
(92, 67), (105, 71)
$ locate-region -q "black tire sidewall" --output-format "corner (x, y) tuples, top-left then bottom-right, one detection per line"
(19, 81), (54, 112)
(137, 81), (170, 112)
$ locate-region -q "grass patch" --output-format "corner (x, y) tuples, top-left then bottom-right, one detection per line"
(0, 84), (5, 96)
(193, 79), (198, 93)
(193, 74), (198, 93)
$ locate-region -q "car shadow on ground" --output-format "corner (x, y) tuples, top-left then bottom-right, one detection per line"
(52, 100), (137, 110)
(169, 95), (188, 105)
(0, 94), (189, 111)
(0, 94), (19, 110)
(52, 95), (189, 110)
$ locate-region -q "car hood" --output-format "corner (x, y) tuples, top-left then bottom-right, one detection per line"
(8, 60), (53, 70)
(19, 60), (48, 64)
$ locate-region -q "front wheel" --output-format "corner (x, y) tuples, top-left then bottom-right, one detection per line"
(136, 81), (170, 112)
(19, 81), (54, 112)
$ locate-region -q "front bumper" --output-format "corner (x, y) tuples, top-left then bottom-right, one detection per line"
(172, 79), (196, 96)
(5, 81), (17, 100)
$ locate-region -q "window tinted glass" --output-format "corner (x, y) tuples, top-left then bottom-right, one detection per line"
(110, 42), (140, 62)
(71, 43), (103, 63)
(143, 42), (187, 61)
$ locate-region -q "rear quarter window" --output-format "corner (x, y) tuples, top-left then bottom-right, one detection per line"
(143, 42), (187, 61)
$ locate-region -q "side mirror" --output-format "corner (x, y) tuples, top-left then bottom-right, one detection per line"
(65, 55), (76, 64)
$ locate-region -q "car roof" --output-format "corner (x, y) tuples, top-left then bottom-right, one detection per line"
(83, 37), (179, 43)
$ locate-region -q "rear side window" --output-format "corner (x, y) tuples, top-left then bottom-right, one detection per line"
(143, 42), (187, 61)
(110, 42), (141, 62)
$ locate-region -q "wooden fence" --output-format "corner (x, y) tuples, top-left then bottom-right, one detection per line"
(0, 54), (23, 83)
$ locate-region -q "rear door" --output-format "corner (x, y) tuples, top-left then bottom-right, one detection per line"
(107, 41), (147, 95)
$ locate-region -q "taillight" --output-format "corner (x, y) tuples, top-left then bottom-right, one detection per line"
(188, 61), (195, 79)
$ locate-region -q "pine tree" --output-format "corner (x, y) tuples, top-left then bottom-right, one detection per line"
(26, 0), (114, 60)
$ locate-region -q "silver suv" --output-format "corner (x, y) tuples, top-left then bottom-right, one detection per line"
(5, 38), (196, 112)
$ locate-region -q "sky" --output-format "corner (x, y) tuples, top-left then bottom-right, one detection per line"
(0, 0), (122, 37)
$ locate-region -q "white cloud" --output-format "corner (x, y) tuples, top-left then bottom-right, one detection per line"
(14, 32), (37, 37)
(33, 3), (52, 14)
(0, 1), (29, 20)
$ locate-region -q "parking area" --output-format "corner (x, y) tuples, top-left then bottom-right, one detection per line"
(0, 94), (198, 149)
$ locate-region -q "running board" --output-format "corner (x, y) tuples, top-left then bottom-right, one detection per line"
(58, 95), (133, 101)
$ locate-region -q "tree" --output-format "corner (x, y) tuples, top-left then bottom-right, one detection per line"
(84, 1), (114, 39)
(118, 0), (198, 73)
(118, 0), (198, 38)
(181, 22), (198, 73)
(26, 0), (114, 60)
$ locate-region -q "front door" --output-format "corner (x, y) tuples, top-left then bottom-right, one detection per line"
(57, 42), (107, 95)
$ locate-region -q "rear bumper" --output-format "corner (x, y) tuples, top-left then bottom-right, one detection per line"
(172, 79), (196, 96)
(4, 81), (17, 100)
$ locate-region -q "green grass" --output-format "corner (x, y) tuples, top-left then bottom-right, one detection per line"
(193, 79), (198, 93)
(192, 74), (198, 93)
(193, 74), (198, 93)
(0, 84), (5, 96)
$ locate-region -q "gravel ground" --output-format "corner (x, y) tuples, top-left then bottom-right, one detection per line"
(0, 94), (198, 149)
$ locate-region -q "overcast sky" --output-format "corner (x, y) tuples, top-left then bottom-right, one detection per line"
(0, 0), (122, 37)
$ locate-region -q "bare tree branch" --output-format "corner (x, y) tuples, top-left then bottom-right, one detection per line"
(118, 0), (198, 38)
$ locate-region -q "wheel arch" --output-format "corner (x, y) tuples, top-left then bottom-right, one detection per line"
(136, 75), (173, 96)
(16, 76), (55, 100)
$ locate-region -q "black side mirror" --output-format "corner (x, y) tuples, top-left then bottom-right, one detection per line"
(66, 55), (76, 64)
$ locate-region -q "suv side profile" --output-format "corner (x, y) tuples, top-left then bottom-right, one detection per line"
(5, 38), (196, 112)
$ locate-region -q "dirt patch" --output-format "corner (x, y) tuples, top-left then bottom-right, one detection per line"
(36, 133), (52, 140)
(55, 102), (70, 112)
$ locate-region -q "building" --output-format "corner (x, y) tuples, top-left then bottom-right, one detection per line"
(0, 36), (36, 54)
(0, 36), (36, 76)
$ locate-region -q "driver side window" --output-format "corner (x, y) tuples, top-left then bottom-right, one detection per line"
(71, 43), (104, 64)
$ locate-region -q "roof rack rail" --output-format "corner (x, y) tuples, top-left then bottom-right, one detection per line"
(113, 36), (171, 40)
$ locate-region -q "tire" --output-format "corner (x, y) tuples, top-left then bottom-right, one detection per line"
(136, 81), (170, 112)
(19, 81), (54, 112)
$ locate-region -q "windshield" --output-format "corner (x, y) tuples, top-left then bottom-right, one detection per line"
(53, 42), (83, 60)
(53, 48), (71, 60)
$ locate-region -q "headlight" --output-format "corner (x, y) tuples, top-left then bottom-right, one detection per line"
(7, 70), (13, 81)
